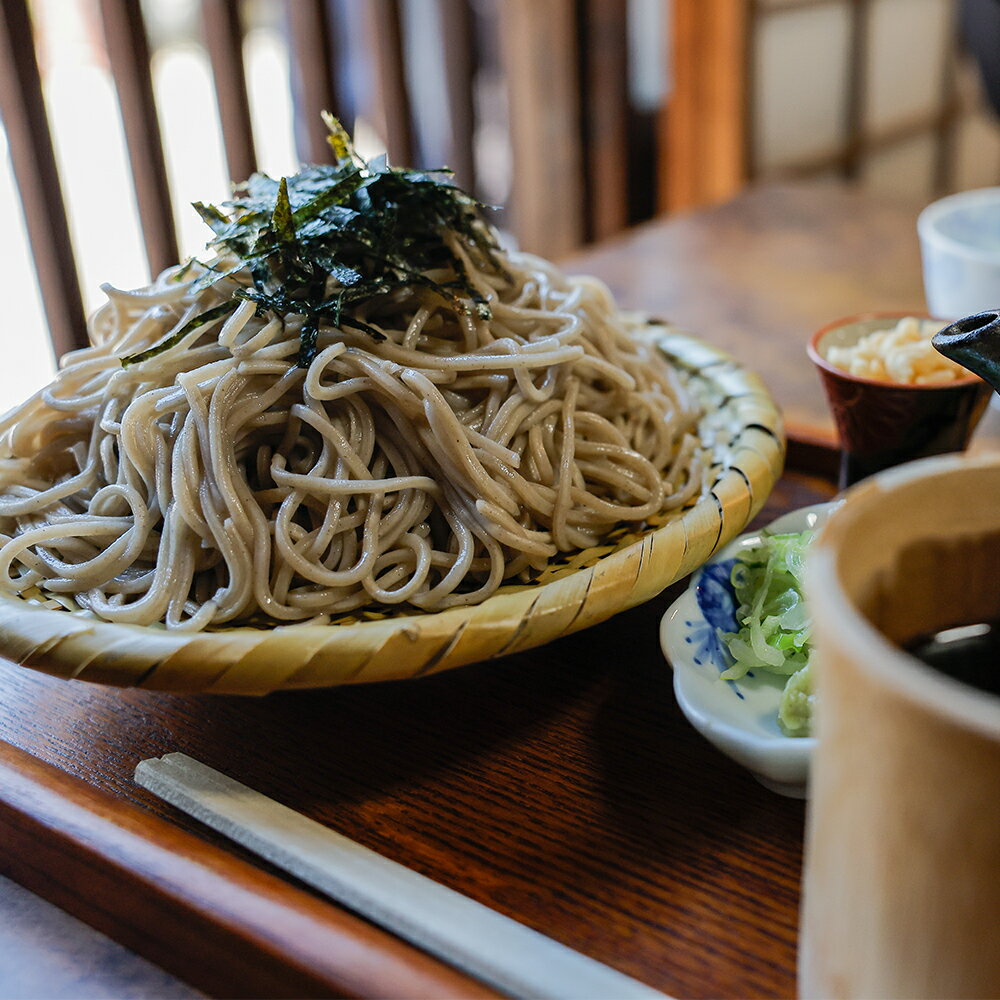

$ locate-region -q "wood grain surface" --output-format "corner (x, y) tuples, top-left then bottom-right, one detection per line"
(0, 470), (834, 1000)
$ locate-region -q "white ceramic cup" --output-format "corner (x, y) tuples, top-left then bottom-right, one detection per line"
(800, 453), (1000, 999)
(918, 187), (1000, 319)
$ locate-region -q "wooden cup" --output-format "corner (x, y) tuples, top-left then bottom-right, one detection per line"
(801, 453), (1000, 999)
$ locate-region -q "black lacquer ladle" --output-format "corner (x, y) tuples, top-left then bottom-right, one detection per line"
(933, 310), (1000, 390)
(921, 312), (1000, 695)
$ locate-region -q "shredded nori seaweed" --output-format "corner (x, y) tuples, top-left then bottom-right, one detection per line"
(123, 115), (506, 369)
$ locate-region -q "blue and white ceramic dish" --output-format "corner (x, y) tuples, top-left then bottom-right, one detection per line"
(659, 502), (837, 797)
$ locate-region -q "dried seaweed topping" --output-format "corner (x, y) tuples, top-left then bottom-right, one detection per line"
(123, 115), (505, 368)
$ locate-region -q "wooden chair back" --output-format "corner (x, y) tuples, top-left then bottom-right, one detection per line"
(664, 0), (1000, 212)
(5, 0), (990, 365)
(0, 0), (657, 362)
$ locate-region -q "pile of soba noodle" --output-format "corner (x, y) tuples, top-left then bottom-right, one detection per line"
(0, 159), (705, 632)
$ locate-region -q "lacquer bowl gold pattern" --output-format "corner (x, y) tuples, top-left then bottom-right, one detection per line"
(0, 327), (784, 694)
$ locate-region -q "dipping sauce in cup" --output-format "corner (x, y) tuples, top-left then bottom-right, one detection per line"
(807, 312), (991, 488)
(801, 453), (1000, 999)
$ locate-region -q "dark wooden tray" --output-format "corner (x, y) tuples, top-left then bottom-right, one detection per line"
(0, 464), (836, 1000)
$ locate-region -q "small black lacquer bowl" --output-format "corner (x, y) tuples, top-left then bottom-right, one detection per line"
(808, 313), (992, 489)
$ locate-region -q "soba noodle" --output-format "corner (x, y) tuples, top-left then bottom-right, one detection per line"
(0, 245), (704, 631)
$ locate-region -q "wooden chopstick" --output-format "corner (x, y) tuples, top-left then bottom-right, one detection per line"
(135, 752), (669, 1000)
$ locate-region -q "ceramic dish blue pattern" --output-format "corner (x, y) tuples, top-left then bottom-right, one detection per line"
(690, 558), (739, 673)
(660, 502), (837, 797)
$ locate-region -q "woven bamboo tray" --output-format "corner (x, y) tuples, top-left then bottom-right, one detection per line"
(0, 327), (784, 694)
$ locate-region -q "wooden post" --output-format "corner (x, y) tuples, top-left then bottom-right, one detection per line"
(0, 0), (88, 358)
(285, 0), (341, 165)
(499, 0), (584, 257)
(99, 0), (180, 277)
(660, 0), (751, 213)
(437, 0), (477, 190)
(843, 0), (871, 180)
(201, 0), (257, 186)
(579, 0), (630, 241)
(365, 0), (415, 166)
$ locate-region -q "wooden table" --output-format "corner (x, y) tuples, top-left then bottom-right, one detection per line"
(0, 182), (950, 999)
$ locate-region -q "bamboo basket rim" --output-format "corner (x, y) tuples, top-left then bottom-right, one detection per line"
(0, 327), (785, 694)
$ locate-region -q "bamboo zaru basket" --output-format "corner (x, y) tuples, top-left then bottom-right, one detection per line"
(0, 326), (784, 694)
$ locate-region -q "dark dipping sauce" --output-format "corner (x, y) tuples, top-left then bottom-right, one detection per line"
(905, 621), (1000, 696)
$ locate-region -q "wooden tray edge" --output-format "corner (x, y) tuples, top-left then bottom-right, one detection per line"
(786, 423), (840, 482)
(0, 739), (497, 1000)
